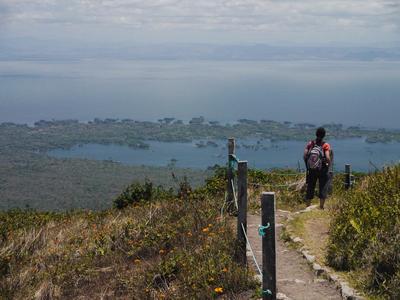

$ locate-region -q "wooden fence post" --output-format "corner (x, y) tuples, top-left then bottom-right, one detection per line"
(236, 160), (248, 266)
(261, 192), (276, 300)
(345, 164), (352, 189)
(227, 138), (235, 209)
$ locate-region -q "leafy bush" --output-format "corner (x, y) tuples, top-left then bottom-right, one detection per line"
(327, 165), (400, 298)
(177, 176), (193, 199)
(113, 180), (174, 209)
(203, 165), (227, 196)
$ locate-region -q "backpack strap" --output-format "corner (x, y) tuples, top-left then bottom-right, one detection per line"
(313, 140), (326, 158)
(306, 140), (314, 157)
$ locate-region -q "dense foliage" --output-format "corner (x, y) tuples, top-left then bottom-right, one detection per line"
(0, 172), (256, 299)
(327, 165), (400, 298)
(113, 180), (175, 209)
(0, 118), (397, 211)
(1, 119), (398, 154)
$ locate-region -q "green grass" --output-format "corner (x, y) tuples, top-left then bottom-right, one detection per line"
(327, 165), (400, 299)
(281, 166), (399, 299)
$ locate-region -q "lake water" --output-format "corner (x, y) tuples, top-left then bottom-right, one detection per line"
(1, 60), (400, 128)
(48, 138), (400, 172)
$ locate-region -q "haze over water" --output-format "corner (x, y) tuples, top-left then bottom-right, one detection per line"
(1, 59), (400, 129)
(48, 138), (400, 172)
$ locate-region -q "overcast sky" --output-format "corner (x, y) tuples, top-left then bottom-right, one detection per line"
(0, 0), (399, 47)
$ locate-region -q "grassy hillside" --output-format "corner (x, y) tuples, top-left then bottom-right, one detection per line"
(0, 170), (256, 299)
(4, 162), (399, 299)
(0, 152), (211, 211)
(327, 165), (400, 299)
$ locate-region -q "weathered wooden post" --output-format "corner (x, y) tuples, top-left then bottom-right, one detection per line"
(261, 192), (276, 300)
(345, 164), (352, 190)
(227, 138), (235, 209)
(236, 160), (248, 266)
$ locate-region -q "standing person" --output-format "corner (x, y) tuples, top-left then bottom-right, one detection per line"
(304, 127), (332, 209)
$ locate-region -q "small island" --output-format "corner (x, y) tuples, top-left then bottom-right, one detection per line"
(0, 116), (399, 211)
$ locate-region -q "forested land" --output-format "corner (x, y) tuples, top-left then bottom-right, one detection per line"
(2, 118), (399, 153)
(1, 117), (399, 211)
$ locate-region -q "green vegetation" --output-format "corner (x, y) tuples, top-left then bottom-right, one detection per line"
(2, 157), (400, 298)
(284, 208), (332, 264)
(247, 169), (307, 211)
(265, 168), (400, 299)
(113, 180), (175, 209)
(327, 165), (400, 299)
(0, 172), (257, 299)
(1, 119), (400, 155)
(0, 151), (211, 211)
(1, 117), (399, 211)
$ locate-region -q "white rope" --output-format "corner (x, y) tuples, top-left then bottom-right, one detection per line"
(220, 192), (227, 219)
(241, 223), (262, 277)
(231, 179), (239, 210)
(267, 173), (306, 176)
(249, 182), (292, 189)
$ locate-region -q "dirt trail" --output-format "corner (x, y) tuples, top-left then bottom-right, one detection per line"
(246, 212), (341, 300)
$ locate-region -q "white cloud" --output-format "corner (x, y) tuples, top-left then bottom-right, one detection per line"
(0, 0), (399, 45)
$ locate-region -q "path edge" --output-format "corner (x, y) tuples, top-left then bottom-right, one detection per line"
(282, 206), (366, 300)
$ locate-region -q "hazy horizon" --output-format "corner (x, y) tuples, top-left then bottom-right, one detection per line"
(1, 1), (400, 129)
(1, 59), (400, 129)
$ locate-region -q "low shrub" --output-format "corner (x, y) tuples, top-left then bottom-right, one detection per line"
(113, 180), (174, 209)
(327, 164), (400, 298)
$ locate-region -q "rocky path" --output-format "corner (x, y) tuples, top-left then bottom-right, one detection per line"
(246, 212), (341, 300)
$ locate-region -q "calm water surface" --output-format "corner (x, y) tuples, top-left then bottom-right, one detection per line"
(1, 60), (400, 128)
(48, 138), (400, 172)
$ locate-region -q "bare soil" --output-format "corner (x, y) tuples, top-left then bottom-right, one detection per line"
(246, 212), (341, 300)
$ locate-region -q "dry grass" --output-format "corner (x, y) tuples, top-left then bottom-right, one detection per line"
(0, 175), (257, 299)
(285, 205), (333, 264)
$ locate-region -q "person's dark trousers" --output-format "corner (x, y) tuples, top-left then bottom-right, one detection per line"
(305, 168), (329, 207)
(327, 171), (334, 196)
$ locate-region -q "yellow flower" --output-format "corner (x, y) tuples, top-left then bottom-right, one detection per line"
(187, 232), (193, 237)
(134, 259), (141, 264)
(202, 227), (210, 232)
(208, 223), (213, 227)
(159, 249), (165, 254)
(222, 268), (228, 272)
(214, 287), (223, 293)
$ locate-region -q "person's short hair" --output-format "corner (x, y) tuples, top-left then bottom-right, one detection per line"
(316, 127), (326, 139)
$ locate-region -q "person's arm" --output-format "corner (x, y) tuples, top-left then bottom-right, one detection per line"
(304, 143), (310, 169)
(324, 149), (331, 166)
(303, 147), (309, 161)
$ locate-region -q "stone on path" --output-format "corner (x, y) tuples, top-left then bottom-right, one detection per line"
(246, 214), (342, 300)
